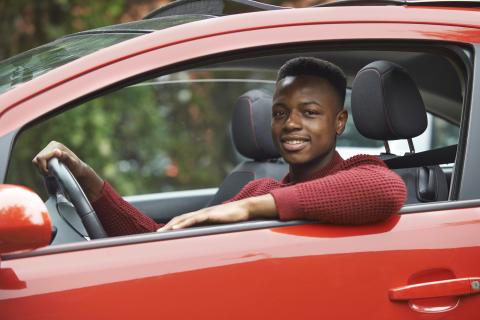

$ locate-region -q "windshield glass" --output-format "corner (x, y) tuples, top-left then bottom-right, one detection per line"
(0, 15), (211, 95)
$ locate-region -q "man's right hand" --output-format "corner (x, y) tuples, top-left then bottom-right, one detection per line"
(32, 141), (104, 201)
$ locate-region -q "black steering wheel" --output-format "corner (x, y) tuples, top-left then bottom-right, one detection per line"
(47, 157), (108, 239)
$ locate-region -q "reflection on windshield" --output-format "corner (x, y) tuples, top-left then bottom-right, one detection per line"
(0, 33), (138, 94)
(0, 15), (212, 95)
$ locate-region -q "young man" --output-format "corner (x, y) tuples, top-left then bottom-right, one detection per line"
(33, 57), (407, 236)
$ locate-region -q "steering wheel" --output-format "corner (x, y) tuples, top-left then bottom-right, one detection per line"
(47, 157), (108, 239)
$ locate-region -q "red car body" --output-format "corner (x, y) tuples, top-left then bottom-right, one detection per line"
(0, 2), (479, 319)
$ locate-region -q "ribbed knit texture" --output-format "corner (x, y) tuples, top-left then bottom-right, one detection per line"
(92, 152), (406, 236)
(91, 182), (161, 236)
(228, 152), (406, 224)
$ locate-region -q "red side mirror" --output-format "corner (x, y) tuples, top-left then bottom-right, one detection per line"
(0, 184), (51, 255)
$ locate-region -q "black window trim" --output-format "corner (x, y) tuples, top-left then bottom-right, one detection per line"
(0, 130), (17, 183)
(456, 44), (479, 200)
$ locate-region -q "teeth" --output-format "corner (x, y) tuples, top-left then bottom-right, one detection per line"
(285, 140), (305, 144)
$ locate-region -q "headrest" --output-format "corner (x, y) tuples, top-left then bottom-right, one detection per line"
(231, 90), (280, 160)
(351, 60), (427, 140)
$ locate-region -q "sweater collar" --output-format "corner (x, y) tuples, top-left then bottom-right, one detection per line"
(281, 151), (344, 184)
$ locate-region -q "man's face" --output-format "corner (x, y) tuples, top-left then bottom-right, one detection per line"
(271, 75), (347, 167)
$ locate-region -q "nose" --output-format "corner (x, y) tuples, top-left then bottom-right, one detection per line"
(284, 110), (302, 131)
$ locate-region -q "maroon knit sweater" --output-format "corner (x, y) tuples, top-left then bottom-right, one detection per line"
(91, 152), (406, 236)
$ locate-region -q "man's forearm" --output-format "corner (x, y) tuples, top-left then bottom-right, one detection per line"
(77, 165), (104, 201)
(243, 194), (278, 219)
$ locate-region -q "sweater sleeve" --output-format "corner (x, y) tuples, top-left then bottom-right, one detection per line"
(225, 178), (283, 203)
(270, 164), (406, 225)
(91, 181), (162, 236)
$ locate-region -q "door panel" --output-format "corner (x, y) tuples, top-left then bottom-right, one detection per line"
(1, 207), (479, 319)
(126, 188), (216, 222)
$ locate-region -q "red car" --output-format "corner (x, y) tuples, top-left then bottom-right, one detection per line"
(1, 0), (479, 319)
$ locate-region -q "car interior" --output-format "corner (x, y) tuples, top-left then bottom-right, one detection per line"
(4, 41), (469, 245)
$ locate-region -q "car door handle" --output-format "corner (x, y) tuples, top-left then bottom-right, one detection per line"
(389, 277), (480, 301)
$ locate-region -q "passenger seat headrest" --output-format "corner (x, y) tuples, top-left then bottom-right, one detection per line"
(351, 60), (427, 140)
(231, 90), (280, 161)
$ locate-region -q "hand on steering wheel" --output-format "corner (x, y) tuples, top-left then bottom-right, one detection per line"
(47, 157), (107, 239)
(33, 141), (107, 239)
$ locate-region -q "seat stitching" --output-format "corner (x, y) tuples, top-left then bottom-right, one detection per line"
(245, 97), (261, 153)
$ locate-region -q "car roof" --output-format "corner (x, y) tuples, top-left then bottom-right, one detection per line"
(144, 0), (480, 18)
(319, 0), (480, 7)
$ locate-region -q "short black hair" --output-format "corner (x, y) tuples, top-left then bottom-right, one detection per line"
(277, 57), (347, 108)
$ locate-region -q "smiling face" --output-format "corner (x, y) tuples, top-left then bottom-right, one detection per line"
(272, 75), (347, 179)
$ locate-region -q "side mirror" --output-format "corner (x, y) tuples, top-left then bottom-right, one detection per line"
(0, 184), (51, 255)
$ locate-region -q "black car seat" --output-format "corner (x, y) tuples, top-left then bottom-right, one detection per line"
(351, 60), (449, 203)
(207, 89), (288, 206)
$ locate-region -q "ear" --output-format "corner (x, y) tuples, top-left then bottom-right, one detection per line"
(336, 109), (348, 135)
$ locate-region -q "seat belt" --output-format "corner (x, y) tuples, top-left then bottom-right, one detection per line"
(383, 144), (457, 169)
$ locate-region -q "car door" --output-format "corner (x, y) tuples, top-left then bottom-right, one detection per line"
(1, 11), (480, 319)
(1, 209), (479, 319)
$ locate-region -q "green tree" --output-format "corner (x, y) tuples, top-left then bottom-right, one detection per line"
(0, 0), (170, 60)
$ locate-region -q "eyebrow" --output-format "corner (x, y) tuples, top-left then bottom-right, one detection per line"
(272, 101), (287, 108)
(272, 100), (326, 109)
(299, 101), (325, 108)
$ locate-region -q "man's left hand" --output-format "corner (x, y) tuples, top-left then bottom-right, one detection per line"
(157, 194), (277, 232)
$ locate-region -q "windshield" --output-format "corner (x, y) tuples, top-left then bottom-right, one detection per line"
(0, 15), (211, 95)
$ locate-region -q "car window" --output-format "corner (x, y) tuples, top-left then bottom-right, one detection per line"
(6, 69), (276, 198)
(431, 115), (459, 149)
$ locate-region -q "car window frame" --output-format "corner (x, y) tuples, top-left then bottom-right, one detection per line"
(455, 43), (480, 200)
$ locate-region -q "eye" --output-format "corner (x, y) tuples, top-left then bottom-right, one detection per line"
(272, 109), (287, 119)
(304, 109), (320, 117)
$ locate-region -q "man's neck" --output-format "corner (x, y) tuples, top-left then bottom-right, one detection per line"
(289, 149), (337, 182)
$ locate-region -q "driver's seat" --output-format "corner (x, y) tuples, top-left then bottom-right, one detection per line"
(207, 89), (288, 206)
